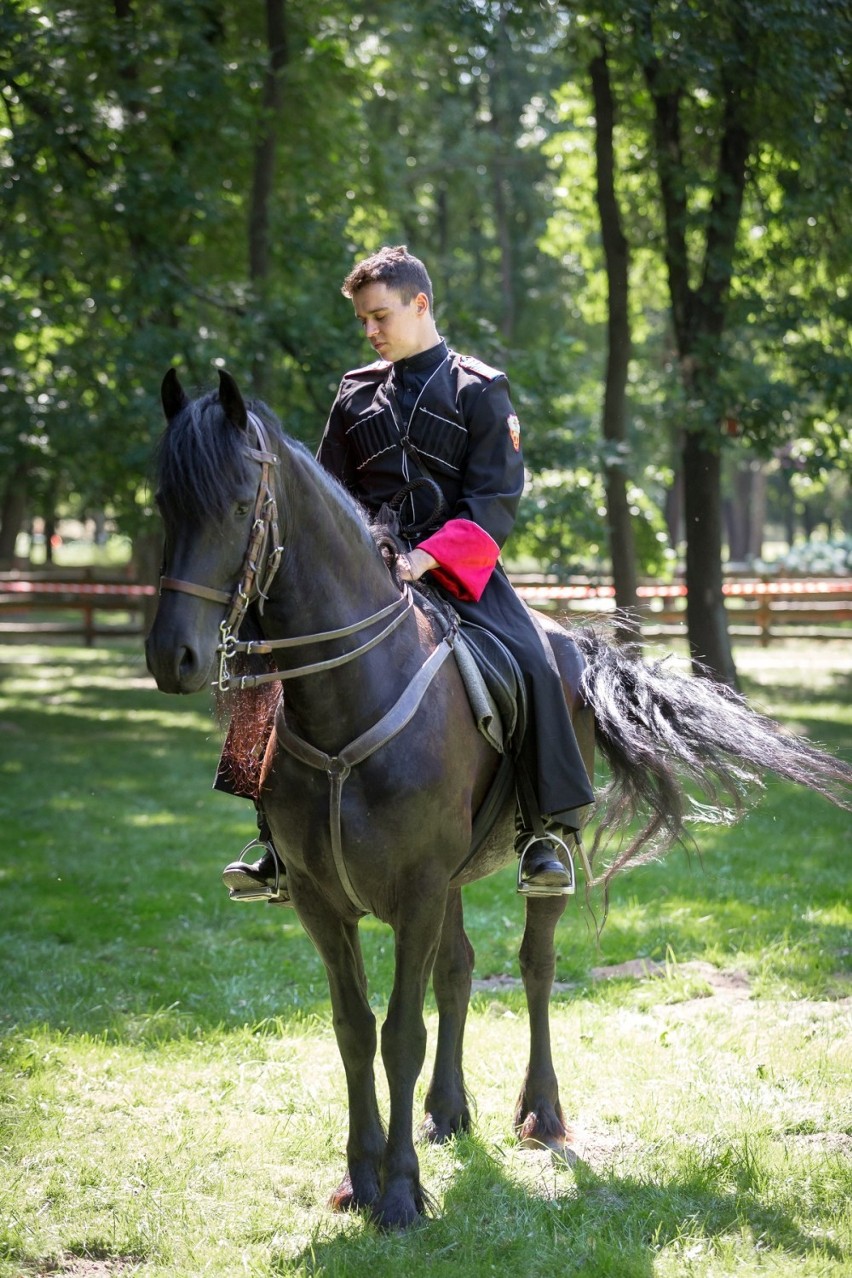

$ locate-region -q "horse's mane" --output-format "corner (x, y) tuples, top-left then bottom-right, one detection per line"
(156, 391), (261, 526)
(158, 385), (410, 786)
(156, 387), (389, 570)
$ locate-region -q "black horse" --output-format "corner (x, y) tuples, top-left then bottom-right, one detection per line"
(145, 369), (851, 1230)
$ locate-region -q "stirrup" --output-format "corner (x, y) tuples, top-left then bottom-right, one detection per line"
(516, 830), (576, 897)
(226, 838), (289, 903)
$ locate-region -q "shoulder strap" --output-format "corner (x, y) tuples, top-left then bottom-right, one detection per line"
(453, 352), (504, 382)
(346, 358), (390, 379)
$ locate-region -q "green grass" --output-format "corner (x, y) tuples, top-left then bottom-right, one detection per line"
(0, 641), (850, 1276)
(15, 532), (133, 568)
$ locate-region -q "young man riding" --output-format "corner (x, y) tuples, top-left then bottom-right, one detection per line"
(222, 245), (594, 902)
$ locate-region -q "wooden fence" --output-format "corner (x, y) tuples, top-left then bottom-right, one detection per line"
(0, 573), (156, 646)
(1, 571), (850, 648)
(513, 576), (852, 645)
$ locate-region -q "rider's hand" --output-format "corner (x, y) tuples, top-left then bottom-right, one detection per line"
(398, 549), (438, 582)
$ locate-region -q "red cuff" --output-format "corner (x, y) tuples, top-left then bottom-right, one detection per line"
(418, 518), (501, 602)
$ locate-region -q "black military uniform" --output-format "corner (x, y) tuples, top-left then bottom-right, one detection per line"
(317, 338), (594, 827)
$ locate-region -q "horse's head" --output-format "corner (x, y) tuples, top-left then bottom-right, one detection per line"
(145, 368), (281, 694)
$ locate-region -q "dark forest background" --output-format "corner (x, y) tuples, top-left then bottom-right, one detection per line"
(2, 0), (850, 678)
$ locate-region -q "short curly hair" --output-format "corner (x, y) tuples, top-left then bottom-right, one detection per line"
(342, 245), (434, 312)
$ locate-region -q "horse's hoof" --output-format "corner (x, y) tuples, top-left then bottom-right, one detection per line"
(370, 1182), (429, 1231)
(328, 1171), (379, 1213)
(515, 1109), (576, 1158)
(419, 1110), (471, 1144)
(371, 1200), (426, 1231)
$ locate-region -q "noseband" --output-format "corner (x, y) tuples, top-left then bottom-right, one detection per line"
(158, 410), (414, 692)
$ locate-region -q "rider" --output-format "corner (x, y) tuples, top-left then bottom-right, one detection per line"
(221, 245), (595, 902)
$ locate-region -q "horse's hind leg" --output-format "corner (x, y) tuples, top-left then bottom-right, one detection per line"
(421, 886), (474, 1143)
(296, 906), (385, 1212)
(514, 894), (574, 1154)
(513, 616), (590, 1154)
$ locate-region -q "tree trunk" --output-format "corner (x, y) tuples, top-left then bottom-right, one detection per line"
(727, 460), (767, 564)
(664, 466), (684, 551)
(491, 166), (515, 343)
(726, 463), (751, 563)
(683, 433), (738, 685)
(43, 511), (56, 565)
(748, 463), (766, 562)
(0, 461), (29, 569)
(487, 10), (516, 344)
(590, 44), (639, 643)
(248, 0), (289, 396)
(643, 19), (756, 687)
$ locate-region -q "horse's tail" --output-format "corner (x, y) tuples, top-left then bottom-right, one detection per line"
(572, 627), (852, 890)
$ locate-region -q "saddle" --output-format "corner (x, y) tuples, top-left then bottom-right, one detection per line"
(411, 578), (526, 758)
(410, 589), (528, 874)
(452, 620), (527, 755)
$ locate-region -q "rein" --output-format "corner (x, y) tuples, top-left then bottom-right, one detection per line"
(217, 591), (415, 692)
(158, 406), (455, 915)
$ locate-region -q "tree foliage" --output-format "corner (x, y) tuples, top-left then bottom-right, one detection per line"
(1, 0), (848, 629)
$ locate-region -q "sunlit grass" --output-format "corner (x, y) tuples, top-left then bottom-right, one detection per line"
(0, 641), (850, 1275)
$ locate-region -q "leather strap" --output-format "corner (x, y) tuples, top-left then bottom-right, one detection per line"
(275, 637), (454, 913)
(159, 577), (232, 605)
(234, 590), (412, 653)
(228, 591), (414, 689)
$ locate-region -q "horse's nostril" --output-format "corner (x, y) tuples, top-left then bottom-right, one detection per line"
(178, 647), (197, 678)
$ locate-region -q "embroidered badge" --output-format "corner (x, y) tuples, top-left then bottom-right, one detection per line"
(507, 413), (521, 451)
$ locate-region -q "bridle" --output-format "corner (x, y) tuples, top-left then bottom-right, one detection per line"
(160, 411), (281, 636)
(158, 409), (416, 693)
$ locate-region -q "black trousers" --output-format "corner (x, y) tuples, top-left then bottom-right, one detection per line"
(447, 566), (595, 829)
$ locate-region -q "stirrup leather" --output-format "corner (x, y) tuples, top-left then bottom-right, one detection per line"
(516, 830), (576, 897)
(225, 838), (289, 903)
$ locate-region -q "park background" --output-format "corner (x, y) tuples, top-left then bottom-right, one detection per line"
(2, 0), (851, 675)
(1, 3), (851, 1276)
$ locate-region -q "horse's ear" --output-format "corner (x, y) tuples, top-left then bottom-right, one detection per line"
(161, 368), (189, 421)
(218, 369), (248, 432)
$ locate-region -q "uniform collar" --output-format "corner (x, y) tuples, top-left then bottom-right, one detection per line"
(393, 339), (448, 376)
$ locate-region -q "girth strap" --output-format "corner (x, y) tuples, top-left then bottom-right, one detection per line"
(275, 637), (454, 914)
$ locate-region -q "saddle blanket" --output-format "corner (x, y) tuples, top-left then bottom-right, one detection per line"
(452, 621), (526, 754)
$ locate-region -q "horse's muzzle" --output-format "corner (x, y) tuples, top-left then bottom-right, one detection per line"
(145, 625), (213, 695)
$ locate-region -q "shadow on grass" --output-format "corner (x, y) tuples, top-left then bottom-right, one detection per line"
(287, 1133), (842, 1277)
(2, 642), (850, 1043)
(2, 783), (850, 1042)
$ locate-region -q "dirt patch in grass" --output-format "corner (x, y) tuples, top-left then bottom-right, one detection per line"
(473, 973), (578, 994)
(473, 958), (752, 998)
(590, 957), (751, 997)
(29, 1257), (139, 1277)
(777, 1131), (852, 1159)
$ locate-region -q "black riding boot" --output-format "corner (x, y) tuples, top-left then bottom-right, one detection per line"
(514, 810), (576, 897)
(221, 809), (291, 904)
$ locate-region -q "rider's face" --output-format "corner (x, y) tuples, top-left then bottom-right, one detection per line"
(351, 283), (434, 364)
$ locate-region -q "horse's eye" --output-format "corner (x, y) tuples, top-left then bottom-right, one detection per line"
(235, 502), (251, 519)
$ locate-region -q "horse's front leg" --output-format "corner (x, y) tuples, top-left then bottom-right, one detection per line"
(421, 886), (473, 1143)
(374, 885), (448, 1229)
(295, 898), (385, 1211)
(514, 893), (575, 1154)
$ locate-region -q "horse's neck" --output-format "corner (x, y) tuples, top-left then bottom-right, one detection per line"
(263, 451), (425, 748)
